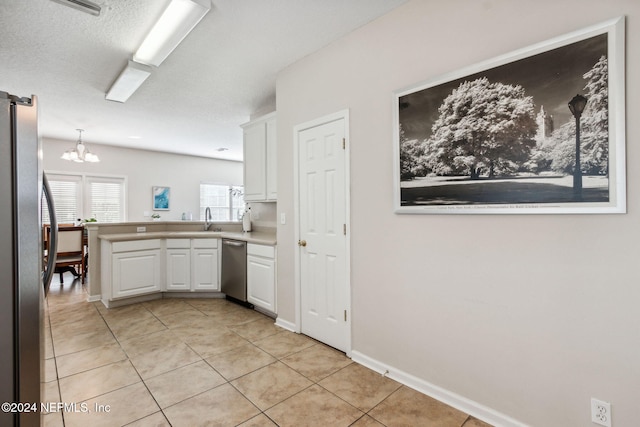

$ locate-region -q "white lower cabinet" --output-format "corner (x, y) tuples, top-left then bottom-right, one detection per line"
(192, 241), (219, 291)
(247, 243), (276, 313)
(166, 238), (220, 292)
(102, 236), (282, 307)
(166, 239), (191, 291)
(101, 239), (162, 305)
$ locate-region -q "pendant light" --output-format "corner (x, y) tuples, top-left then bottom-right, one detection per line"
(61, 129), (100, 163)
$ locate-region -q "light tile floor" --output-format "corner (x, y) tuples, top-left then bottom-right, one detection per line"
(42, 276), (493, 427)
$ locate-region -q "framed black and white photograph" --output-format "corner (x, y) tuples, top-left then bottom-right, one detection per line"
(393, 17), (626, 214)
(152, 186), (170, 210)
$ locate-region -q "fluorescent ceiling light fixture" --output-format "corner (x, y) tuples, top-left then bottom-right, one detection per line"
(105, 61), (152, 103)
(50, 0), (101, 16)
(134, 0), (211, 67)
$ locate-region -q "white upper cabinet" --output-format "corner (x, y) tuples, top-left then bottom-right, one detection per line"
(242, 112), (277, 202)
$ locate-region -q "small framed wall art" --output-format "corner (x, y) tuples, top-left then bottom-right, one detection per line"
(152, 186), (170, 210)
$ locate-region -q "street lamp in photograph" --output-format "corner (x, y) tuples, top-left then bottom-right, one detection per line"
(568, 94), (588, 200)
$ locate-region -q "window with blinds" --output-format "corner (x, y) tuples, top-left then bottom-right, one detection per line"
(42, 173), (126, 224)
(42, 175), (81, 224)
(87, 177), (125, 223)
(200, 184), (244, 221)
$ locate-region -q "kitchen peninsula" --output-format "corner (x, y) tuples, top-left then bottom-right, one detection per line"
(85, 222), (276, 311)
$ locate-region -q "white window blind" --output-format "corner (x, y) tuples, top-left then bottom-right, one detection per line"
(87, 177), (125, 223)
(200, 184), (244, 221)
(42, 175), (81, 224)
(42, 173), (126, 224)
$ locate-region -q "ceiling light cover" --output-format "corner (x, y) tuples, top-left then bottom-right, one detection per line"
(133, 0), (211, 67)
(50, 0), (101, 16)
(105, 61), (153, 103)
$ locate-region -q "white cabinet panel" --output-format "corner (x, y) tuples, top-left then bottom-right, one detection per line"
(113, 239), (162, 252)
(166, 248), (191, 291)
(192, 238), (218, 249)
(243, 123), (267, 201)
(192, 247), (219, 291)
(266, 118), (278, 201)
(166, 239), (190, 249)
(247, 243), (276, 313)
(247, 243), (275, 258)
(243, 112), (276, 202)
(112, 249), (161, 298)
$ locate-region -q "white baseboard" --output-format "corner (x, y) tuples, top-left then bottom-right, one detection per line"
(163, 292), (225, 299)
(275, 317), (297, 332)
(86, 294), (101, 303)
(101, 293), (162, 308)
(350, 351), (527, 427)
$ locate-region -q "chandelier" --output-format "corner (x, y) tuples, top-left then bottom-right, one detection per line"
(61, 129), (100, 163)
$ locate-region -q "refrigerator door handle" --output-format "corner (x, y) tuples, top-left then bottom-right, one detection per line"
(42, 173), (57, 288)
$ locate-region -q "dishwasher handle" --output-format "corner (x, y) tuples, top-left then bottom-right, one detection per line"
(223, 239), (245, 247)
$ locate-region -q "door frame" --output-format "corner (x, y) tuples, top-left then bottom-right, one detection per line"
(293, 109), (351, 356)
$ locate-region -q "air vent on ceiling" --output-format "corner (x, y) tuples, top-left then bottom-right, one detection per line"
(50, 0), (101, 16)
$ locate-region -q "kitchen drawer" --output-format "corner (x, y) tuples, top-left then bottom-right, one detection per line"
(192, 238), (218, 249)
(112, 239), (161, 253)
(247, 243), (275, 259)
(166, 238), (190, 249)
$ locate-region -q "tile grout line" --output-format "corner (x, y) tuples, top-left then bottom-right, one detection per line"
(48, 281), (443, 427)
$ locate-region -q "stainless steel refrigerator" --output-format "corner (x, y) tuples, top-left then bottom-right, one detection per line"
(0, 92), (57, 427)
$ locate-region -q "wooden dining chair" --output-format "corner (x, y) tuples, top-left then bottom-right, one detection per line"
(51, 226), (85, 284)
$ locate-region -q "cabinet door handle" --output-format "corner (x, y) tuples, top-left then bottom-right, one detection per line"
(298, 240), (307, 247)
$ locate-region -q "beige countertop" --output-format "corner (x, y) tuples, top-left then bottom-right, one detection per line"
(98, 230), (277, 245)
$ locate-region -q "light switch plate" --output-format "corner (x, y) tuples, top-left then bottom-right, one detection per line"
(137, 226), (146, 233)
(280, 213), (286, 224)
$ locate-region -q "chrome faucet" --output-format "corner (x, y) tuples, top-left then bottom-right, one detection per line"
(204, 206), (213, 230)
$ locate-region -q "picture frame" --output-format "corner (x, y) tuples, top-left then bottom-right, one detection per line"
(152, 186), (170, 210)
(393, 16), (626, 214)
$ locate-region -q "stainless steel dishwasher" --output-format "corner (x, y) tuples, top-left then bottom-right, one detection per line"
(221, 239), (251, 307)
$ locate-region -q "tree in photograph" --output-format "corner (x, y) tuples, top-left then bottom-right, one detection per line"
(399, 124), (428, 180)
(522, 139), (554, 174)
(580, 55), (608, 175)
(545, 56), (608, 175)
(547, 121), (576, 174)
(425, 78), (537, 179)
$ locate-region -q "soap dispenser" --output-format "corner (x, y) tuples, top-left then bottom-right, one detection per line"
(242, 207), (252, 232)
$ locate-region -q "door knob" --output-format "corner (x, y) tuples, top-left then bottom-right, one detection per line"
(298, 240), (307, 247)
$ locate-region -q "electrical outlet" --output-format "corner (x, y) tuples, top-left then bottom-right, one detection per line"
(136, 226), (146, 233)
(591, 398), (611, 427)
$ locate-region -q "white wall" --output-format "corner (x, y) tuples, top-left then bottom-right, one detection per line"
(43, 138), (243, 221)
(275, 1), (639, 426)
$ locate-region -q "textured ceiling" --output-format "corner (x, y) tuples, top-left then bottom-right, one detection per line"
(0, 0), (406, 161)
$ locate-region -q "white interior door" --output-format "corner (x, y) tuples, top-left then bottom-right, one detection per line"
(297, 116), (349, 352)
